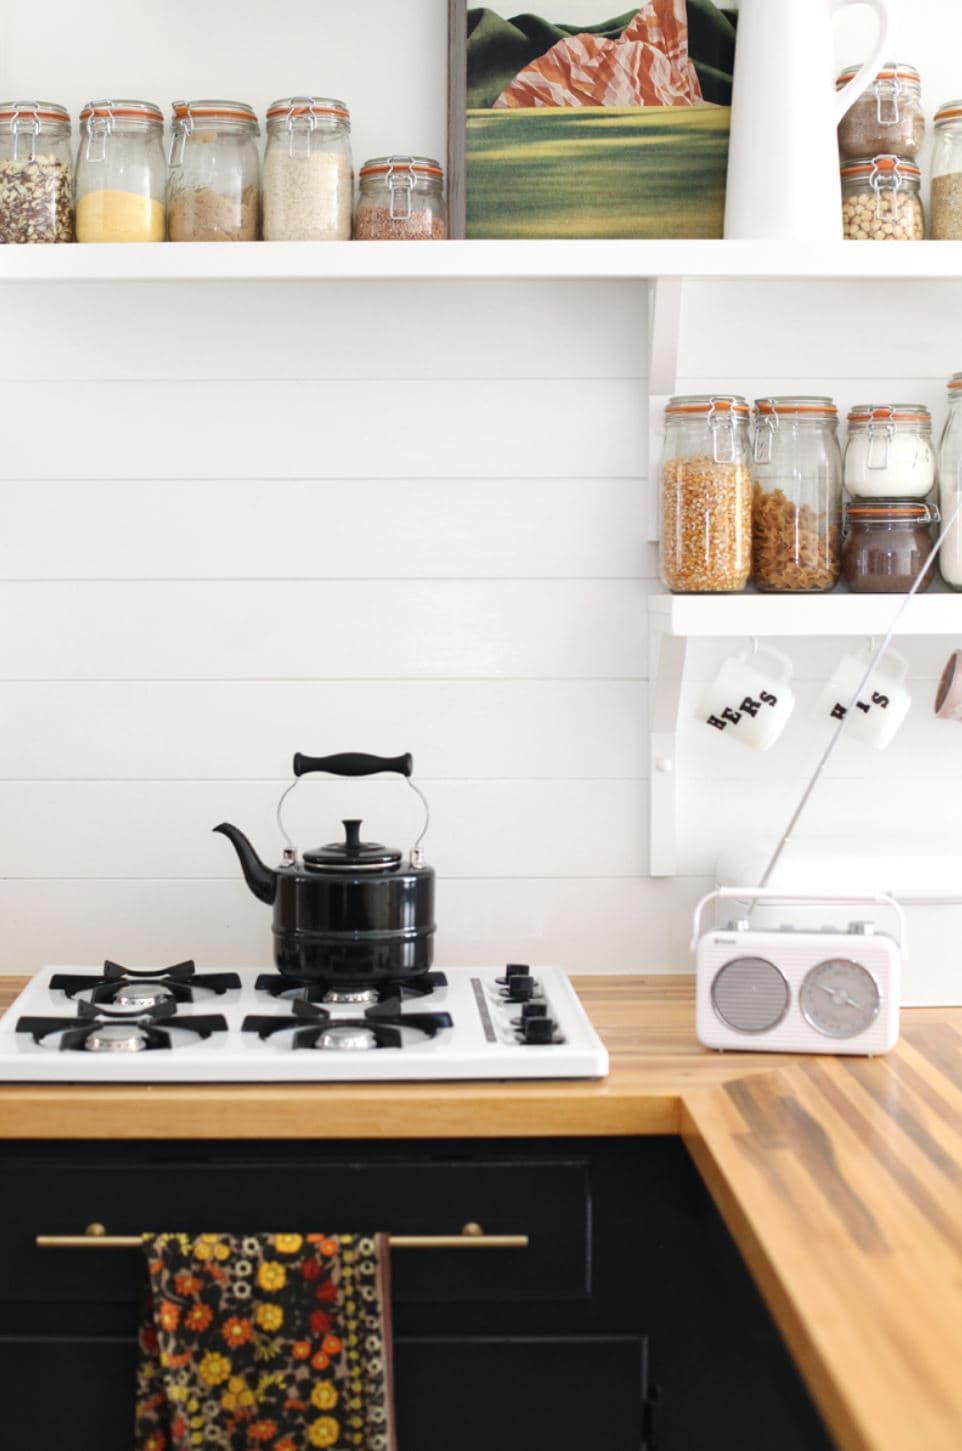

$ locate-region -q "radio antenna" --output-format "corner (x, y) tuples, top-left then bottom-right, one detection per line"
(756, 491), (962, 893)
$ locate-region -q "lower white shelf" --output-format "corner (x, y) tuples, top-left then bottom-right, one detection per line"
(650, 589), (962, 638)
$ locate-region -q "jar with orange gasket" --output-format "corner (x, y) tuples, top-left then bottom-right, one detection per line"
(75, 99), (166, 242)
(660, 395), (752, 594)
(836, 63), (924, 161)
(841, 154), (924, 240)
(355, 156), (446, 239)
(751, 397), (841, 593)
(167, 100), (259, 242)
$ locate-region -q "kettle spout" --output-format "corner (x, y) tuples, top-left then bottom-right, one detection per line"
(213, 823), (277, 905)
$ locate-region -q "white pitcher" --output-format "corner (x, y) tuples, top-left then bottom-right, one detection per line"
(724, 0), (894, 240)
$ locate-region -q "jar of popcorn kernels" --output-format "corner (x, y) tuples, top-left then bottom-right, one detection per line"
(841, 154), (924, 240)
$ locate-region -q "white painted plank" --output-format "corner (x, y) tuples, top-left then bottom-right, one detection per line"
(0, 581), (647, 680)
(0, 380), (645, 481)
(0, 281), (647, 383)
(0, 876), (708, 976)
(0, 680), (648, 780)
(0, 780), (649, 879)
(0, 479), (650, 581)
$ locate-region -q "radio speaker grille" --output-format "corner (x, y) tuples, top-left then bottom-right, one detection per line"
(711, 957), (790, 1033)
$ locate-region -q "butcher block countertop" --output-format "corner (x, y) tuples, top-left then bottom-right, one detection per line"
(2, 974), (962, 1451)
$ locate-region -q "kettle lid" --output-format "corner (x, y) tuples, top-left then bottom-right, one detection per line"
(302, 819), (403, 873)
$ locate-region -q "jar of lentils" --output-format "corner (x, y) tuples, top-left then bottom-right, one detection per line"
(751, 397), (842, 593)
(262, 96), (353, 241)
(0, 101), (73, 243)
(660, 396), (752, 594)
(841, 155), (924, 240)
(167, 100), (259, 242)
(75, 99), (166, 242)
(836, 63), (924, 161)
(931, 101), (962, 239)
(355, 156), (446, 239)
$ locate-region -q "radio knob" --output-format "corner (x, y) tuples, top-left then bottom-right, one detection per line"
(848, 921), (875, 935)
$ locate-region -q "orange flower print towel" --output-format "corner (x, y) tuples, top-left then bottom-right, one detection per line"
(135, 1233), (395, 1451)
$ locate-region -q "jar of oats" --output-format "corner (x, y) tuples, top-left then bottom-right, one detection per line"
(167, 100), (260, 242)
(931, 101), (962, 239)
(836, 64), (924, 161)
(841, 155), (924, 240)
(355, 156), (446, 239)
(0, 102), (73, 243)
(752, 398), (841, 593)
(262, 96), (353, 241)
(660, 396), (752, 594)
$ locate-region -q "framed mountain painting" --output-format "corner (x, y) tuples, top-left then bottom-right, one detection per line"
(447, 0), (738, 238)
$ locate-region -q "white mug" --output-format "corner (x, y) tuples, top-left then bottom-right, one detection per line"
(814, 647), (911, 750)
(697, 644), (796, 751)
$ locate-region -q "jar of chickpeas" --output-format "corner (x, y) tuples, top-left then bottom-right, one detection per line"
(841, 155), (924, 240)
(660, 396), (752, 594)
(751, 397), (842, 593)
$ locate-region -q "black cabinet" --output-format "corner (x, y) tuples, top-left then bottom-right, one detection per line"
(0, 1137), (834, 1451)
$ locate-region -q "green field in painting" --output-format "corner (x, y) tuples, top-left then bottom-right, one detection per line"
(465, 104), (729, 239)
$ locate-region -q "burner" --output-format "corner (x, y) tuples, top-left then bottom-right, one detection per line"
(49, 961), (241, 1007)
(317, 1025), (380, 1051)
(242, 999), (453, 1051)
(17, 1000), (229, 1053)
(84, 1022), (150, 1053)
(255, 970), (448, 1008)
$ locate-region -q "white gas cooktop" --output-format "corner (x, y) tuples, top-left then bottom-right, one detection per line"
(0, 963), (609, 1083)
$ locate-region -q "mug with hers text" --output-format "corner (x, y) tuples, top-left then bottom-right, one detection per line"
(697, 644), (796, 750)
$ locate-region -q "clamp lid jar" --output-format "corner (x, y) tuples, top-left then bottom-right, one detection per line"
(660, 395), (752, 595)
(0, 101), (73, 243)
(841, 498), (938, 593)
(836, 63), (924, 160)
(262, 96), (353, 242)
(844, 404), (935, 499)
(75, 99), (166, 242)
(751, 397), (841, 593)
(355, 156), (446, 240)
(167, 100), (260, 242)
(841, 155), (924, 240)
(931, 100), (962, 239)
(938, 374), (962, 589)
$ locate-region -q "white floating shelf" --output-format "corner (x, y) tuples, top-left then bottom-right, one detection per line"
(3, 238), (962, 283)
(650, 590), (962, 638)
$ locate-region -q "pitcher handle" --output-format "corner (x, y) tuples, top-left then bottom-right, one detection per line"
(833, 0), (894, 126)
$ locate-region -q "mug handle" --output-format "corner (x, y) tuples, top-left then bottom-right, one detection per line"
(749, 642), (795, 683)
(832, 0), (894, 126)
(881, 646), (909, 684)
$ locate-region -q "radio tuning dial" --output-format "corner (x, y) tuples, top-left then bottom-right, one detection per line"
(799, 959), (881, 1039)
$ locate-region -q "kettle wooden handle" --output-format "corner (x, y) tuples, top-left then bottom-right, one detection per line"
(292, 752), (413, 779)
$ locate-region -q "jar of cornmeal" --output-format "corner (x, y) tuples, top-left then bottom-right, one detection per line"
(76, 99), (166, 242)
(168, 100), (259, 242)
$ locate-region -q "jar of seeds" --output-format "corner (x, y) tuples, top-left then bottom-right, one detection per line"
(931, 101), (962, 239)
(0, 101), (73, 243)
(660, 396), (752, 594)
(836, 64), (924, 161)
(262, 96), (353, 241)
(355, 156), (446, 239)
(841, 155), (924, 240)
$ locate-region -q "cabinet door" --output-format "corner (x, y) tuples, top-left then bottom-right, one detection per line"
(0, 1335), (137, 1451)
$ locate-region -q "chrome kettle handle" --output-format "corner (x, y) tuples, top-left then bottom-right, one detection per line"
(275, 752), (430, 865)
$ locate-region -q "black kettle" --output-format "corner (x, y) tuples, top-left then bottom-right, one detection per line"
(214, 752), (435, 983)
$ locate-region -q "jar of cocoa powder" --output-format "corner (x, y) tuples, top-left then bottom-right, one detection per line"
(167, 100), (260, 242)
(841, 499), (938, 593)
(355, 156), (446, 240)
(836, 64), (924, 161)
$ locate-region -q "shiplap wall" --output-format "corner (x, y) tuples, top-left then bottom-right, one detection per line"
(2, 0), (962, 975)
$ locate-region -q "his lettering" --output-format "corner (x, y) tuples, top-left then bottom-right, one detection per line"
(871, 691), (889, 709)
(831, 703), (847, 721)
(856, 700), (871, 715)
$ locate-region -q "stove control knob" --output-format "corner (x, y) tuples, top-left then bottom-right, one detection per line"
(522, 1016), (556, 1045)
(521, 1002), (548, 1020)
(507, 976), (535, 1003)
(505, 963), (530, 979)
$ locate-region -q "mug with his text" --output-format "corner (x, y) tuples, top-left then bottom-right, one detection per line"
(814, 646), (911, 749)
(697, 644), (796, 751)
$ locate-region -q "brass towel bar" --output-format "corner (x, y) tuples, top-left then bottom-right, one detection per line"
(36, 1221), (528, 1251)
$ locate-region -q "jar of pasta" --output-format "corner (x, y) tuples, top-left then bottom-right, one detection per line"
(751, 397), (841, 593)
(0, 101), (73, 242)
(75, 99), (166, 242)
(841, 155), (924, 240)
(660, 396), (752, 594)
(167, 100), (259, 242)
(355, 156), (446, 239)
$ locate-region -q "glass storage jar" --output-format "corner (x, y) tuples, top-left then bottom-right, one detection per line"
(841, 155), (924, 240)
(0, 101), (73, 243)
(355, 156), (446, 239)
(751, 397), (842, 593)
(75, 99), (166, 242)
(167, 100), (259, 242)
(938, 373), (962, 588)
(262, 96), (353, 241)
(660, 395), (752, 594)
(841, 499), (938, 593)
(844, 405), (935, 499)
(836, 63), (924, 161)
(931, 101), (962, 239)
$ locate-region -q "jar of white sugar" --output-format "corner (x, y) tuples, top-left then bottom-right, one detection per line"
(262, 96), (353, 241)
(844, 405), (936, 499)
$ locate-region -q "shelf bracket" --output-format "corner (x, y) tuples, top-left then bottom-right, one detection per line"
(646, 275), (683, 542)
(648, 610), (688, 877)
